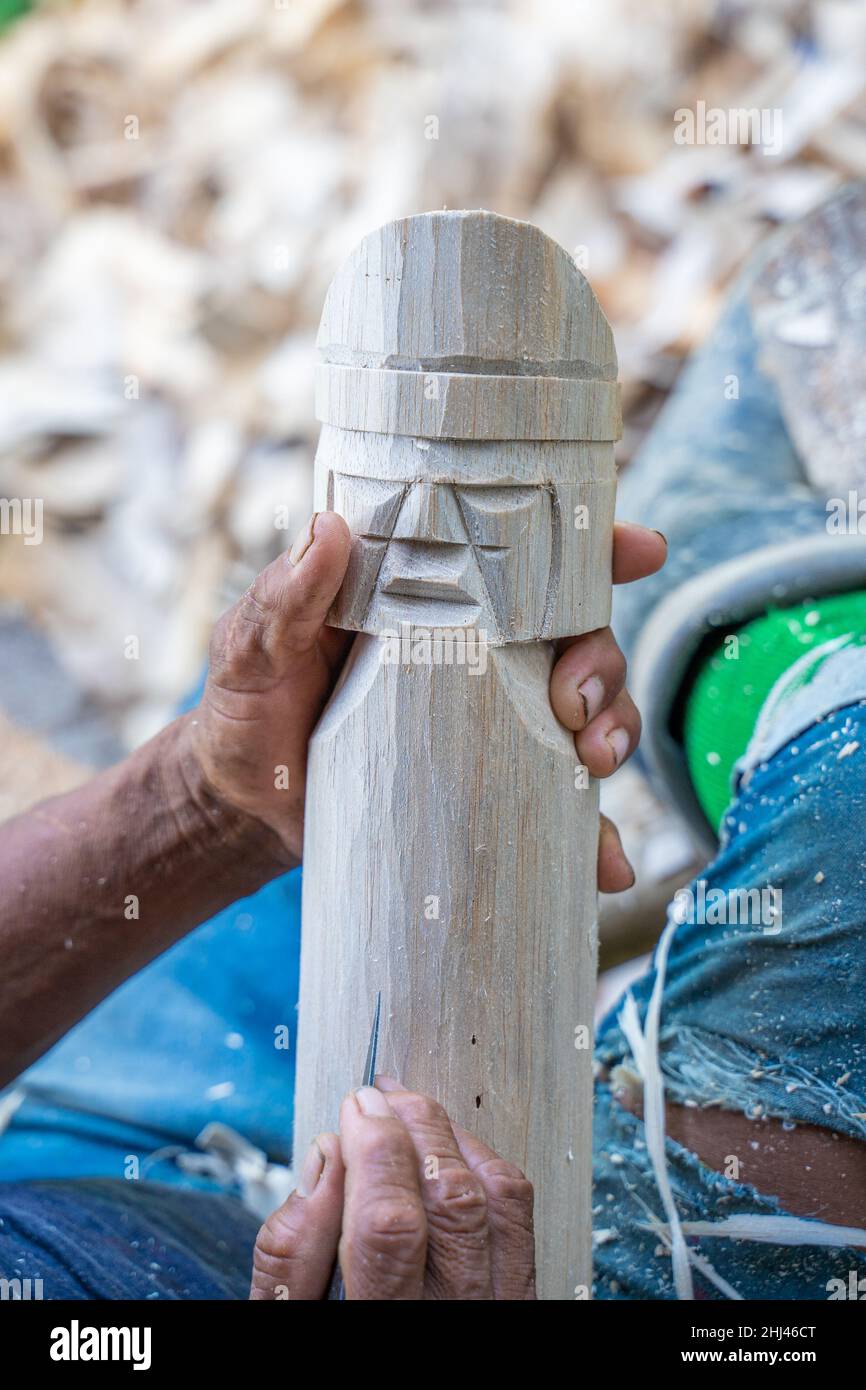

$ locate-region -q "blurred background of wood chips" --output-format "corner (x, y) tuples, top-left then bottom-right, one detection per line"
(0, 1), (864, 918)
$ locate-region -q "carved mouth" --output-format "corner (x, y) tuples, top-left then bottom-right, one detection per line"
(380, 575), (476, 603)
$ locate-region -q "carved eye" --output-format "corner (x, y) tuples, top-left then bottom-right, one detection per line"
(331, 473), (406, 539)
(454, 485), (552, 637)
(455, 486), (547, 549)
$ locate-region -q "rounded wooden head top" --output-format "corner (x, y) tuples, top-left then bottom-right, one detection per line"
(314, 210), (619, 443)
(313, 213), (618, 638)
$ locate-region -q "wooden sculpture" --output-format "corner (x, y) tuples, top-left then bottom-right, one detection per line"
(295, 209), (620, 1299)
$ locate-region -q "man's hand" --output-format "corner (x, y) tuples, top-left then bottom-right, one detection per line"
(187, 512), (353, 865)
(187, 512), (666, 884)
(250, 1080), (536, 1300)
(550, 520), (667, 891)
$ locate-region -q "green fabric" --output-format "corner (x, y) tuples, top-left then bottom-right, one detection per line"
(684, 591), (866, 830)
(0, 0), (30, 30)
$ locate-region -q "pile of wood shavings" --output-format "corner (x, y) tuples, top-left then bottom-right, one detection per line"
(1, 0), (865, 744)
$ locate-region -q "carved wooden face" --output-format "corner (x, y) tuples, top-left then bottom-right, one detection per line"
(328, 472), (559, 642)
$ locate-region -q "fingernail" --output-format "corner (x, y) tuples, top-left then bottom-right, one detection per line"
(374, 1074), (401, 1092)
(653, 530), (668, 546)
(577, 675), (604, 726)
(355, 1085), (391, 1116)
(607, 727), (630, 767)
(297, 1138), (325, 1197)
(289, 513), (318, 567)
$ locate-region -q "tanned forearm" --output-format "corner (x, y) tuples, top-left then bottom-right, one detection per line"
(0, 713), (290, 1088)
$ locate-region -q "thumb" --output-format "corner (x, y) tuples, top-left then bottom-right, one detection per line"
(250, 1132), (345, 1300)
(243, 511), (352, 671)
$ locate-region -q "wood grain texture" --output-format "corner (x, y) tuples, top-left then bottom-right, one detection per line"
(296, 210), (619, 1299)
(315, 209), (617, 379)
(315, 364), (621, 441)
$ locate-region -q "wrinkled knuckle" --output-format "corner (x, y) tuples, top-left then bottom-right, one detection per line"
(477, 1159), (535, 1218)
(487, 1172), (535, 1215)
(254, 1206), (304, 1265)
(478, 1156), (527, 1186)
(207, 610), (234, 668)
(252, 1223), (300, 1288)
(209, 593), (271, 678)
(427, 1169), (488, 1235)
(246, 572), (276, 618)
(350, 1195), (427, 1268)
(397, 1092), (448, 1131)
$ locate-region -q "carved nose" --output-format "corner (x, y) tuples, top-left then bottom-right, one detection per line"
(391, 483), (466, 544)
(379, 541), (477, 603)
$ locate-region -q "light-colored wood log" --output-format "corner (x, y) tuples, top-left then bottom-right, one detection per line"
(315, 364), (621, 441)
(295, 209), (620, 1300)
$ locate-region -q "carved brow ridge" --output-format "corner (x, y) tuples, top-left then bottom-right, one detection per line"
(321, 349), (616, 380)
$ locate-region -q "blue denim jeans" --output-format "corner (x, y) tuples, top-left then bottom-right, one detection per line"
(0, 857), (300, 1298)
(594, 699), (866, 1299)
(0, 870), (302, 1189)
(0, 1179), (258, 1299)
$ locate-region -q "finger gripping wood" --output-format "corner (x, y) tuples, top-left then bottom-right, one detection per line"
(295, 210), (620, 1300)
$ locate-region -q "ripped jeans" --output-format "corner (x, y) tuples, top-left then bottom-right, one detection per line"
(593, 696), (866, 1299)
